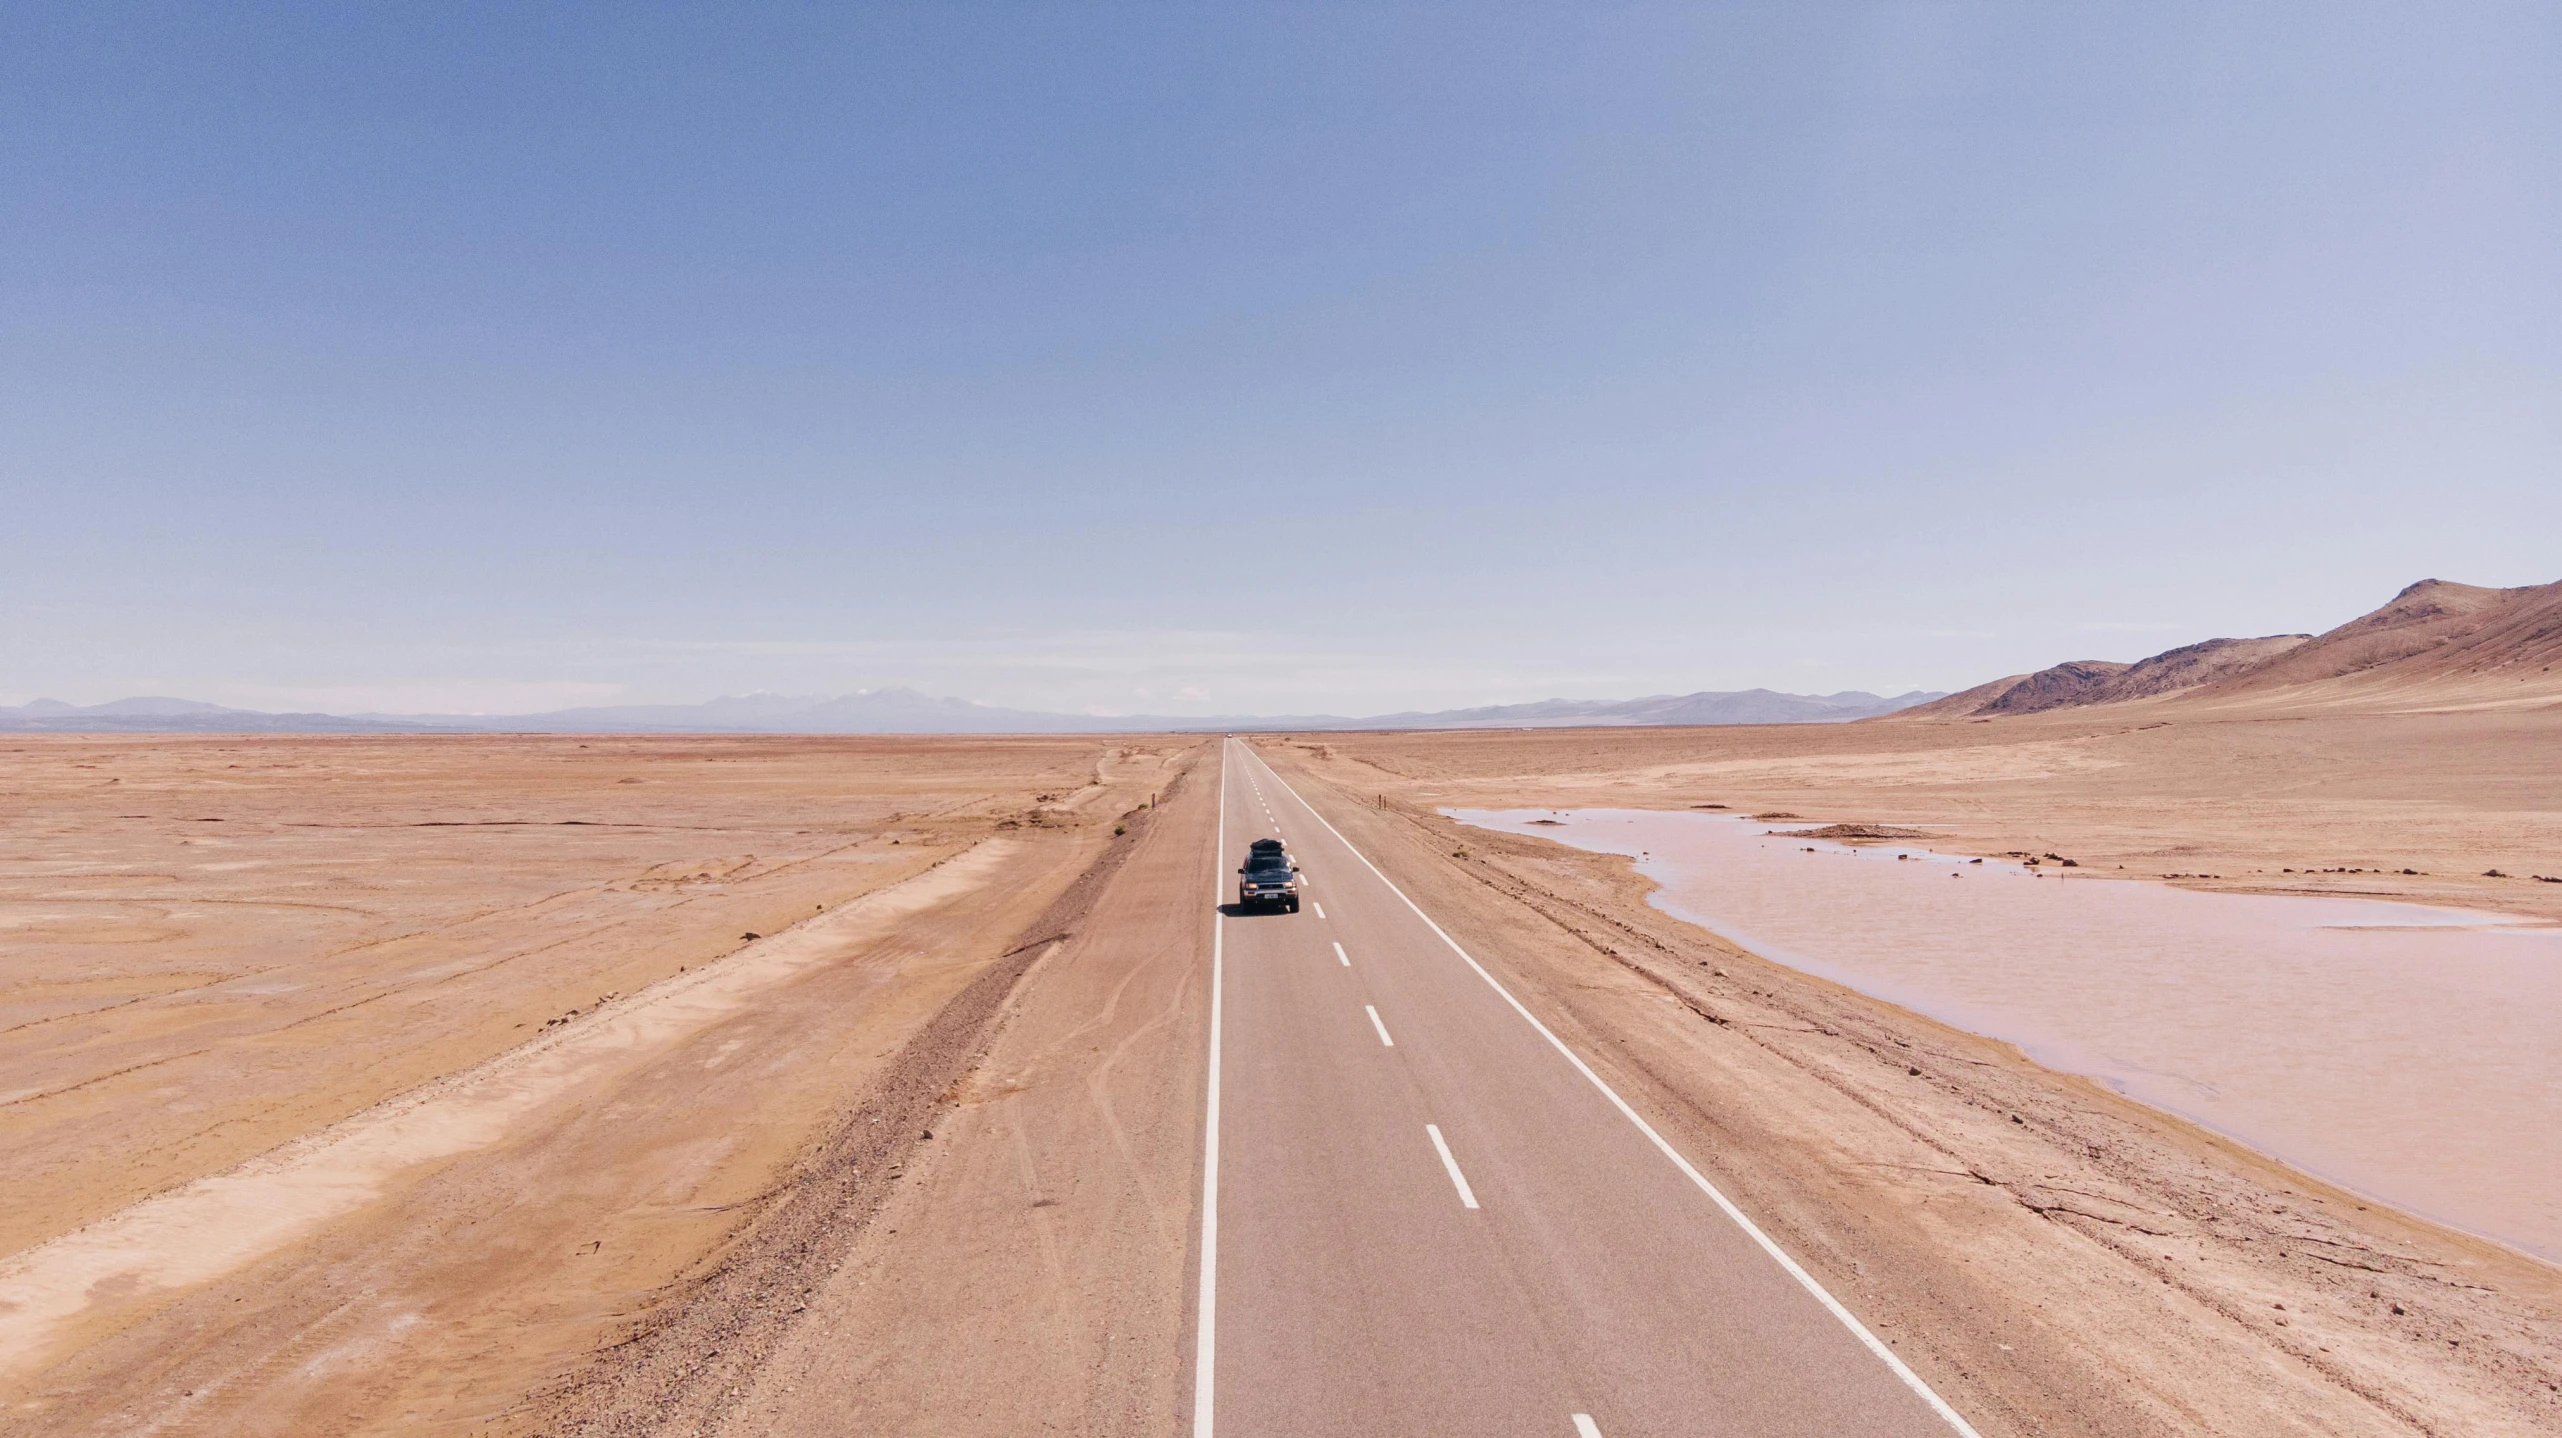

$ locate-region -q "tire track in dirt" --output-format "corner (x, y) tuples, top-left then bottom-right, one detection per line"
(532, 761), (1197, 1437)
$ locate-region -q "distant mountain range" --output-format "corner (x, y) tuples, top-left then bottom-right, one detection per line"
(26, 575), (2549, 734)
(0, 686), (1944, 735)
(1892, 577), (2562, 721)
(1293, 689), (1942, 729)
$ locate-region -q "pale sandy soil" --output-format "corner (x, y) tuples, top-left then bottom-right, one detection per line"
(535, 749), (1216, 1438)
(0, 733), (1182, 1435)
(1254, 706), (2562, 1435)
(587, 745), (1221, 1438)
(713, 751), (1215, 1437)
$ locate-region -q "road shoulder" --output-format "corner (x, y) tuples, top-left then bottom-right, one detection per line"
(697, 741), (1216, 1438)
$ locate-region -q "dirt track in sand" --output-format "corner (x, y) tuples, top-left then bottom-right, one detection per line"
(710, 733), (1217, 1438)
(535, 755), (1207, 1437)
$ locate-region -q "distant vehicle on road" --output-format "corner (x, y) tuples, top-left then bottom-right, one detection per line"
(1236, 837), (1303, 912)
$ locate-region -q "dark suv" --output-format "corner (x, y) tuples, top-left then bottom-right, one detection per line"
(1236, 837), (1303, 912)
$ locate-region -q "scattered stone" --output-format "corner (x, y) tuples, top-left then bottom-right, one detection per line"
(1779, 823), (1929, 840)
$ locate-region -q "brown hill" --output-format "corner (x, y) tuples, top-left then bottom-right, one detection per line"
(1892, 673), (2035, 721)
(1892, 577), (2562, 721)
(1895, 636), (2310, 720)
(1974, 660), (2131, 715)
(2104, 634), (2312, 699)
(2207, 579), (2562, 702)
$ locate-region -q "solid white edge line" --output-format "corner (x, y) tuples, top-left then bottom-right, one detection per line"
(1366, 1004), (1394, 1047)
(1572, 1416), (1604, 1438)
(1191, 743), (1226, 1438)
(1424, 1123), (1480, 1208)
(1247, 751), (1984, 1438)
(1333, 940), (1349, 966)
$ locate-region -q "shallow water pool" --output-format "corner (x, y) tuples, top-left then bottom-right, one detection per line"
(1455, 807), (2562, 1262)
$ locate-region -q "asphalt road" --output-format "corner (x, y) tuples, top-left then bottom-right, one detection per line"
(1195, 739), (1979, 1438)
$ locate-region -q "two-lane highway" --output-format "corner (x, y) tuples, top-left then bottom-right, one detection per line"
(1194, 739), (1979, 1437)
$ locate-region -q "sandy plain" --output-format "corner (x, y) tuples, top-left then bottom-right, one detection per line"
(0, 732), (1187, 1434)
(2, 704), (2556, 1436)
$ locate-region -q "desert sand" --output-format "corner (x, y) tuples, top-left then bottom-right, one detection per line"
(0, 733), (1184, 1434)
(2, 689), (2557, 1435)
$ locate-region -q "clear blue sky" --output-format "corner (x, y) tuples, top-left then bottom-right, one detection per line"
(5, 3), (2556, 716)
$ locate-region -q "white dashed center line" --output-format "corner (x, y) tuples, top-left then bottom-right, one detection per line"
(1365, 1005), (1394, 1047)
(1425, 1124), (1479, 1209)
(1572, 1416), (1603, 1437)
(1242, 747), (1984, 1438)
(1332, 941), (1349, 966)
